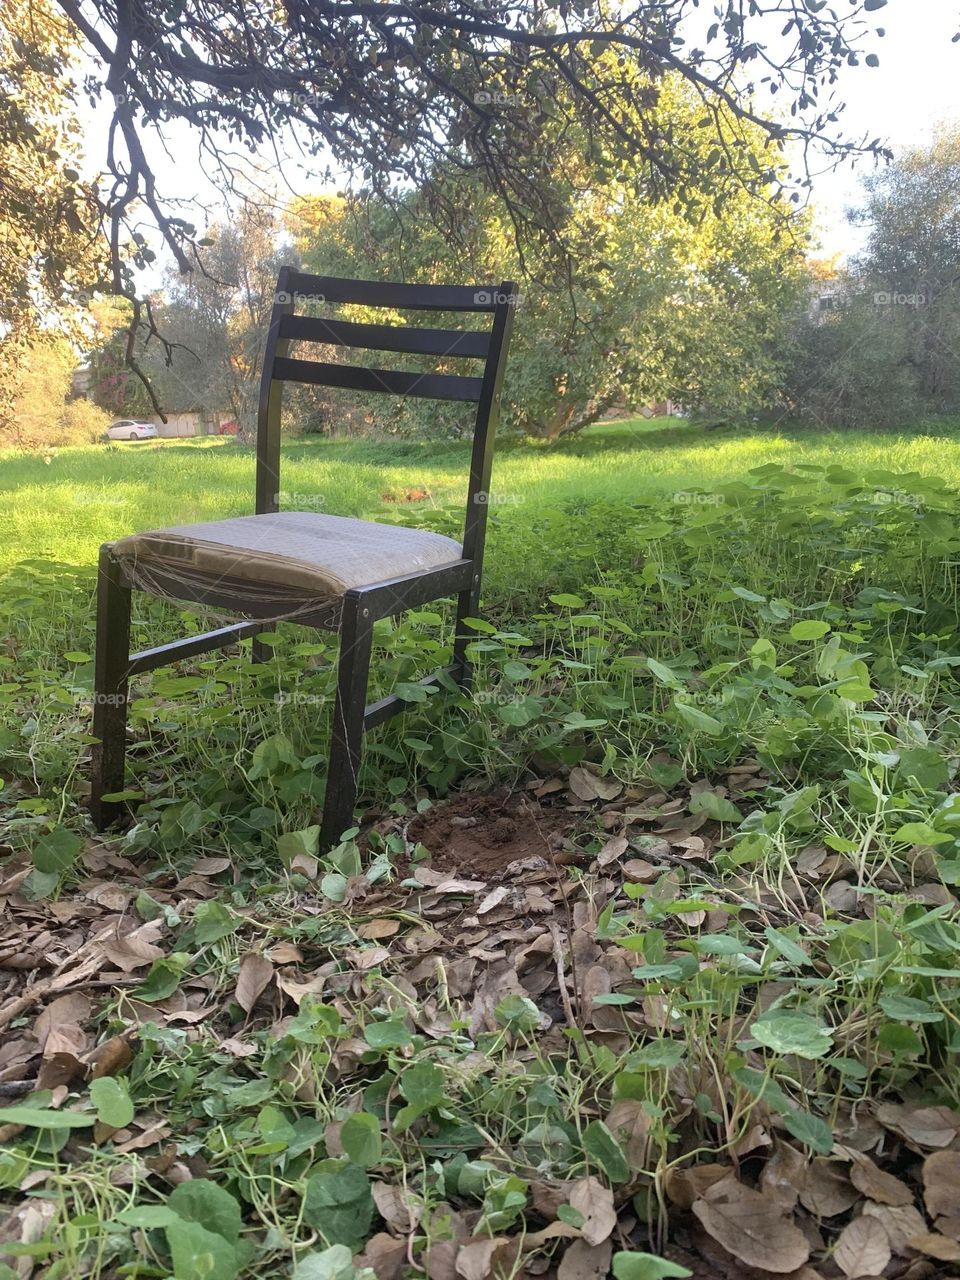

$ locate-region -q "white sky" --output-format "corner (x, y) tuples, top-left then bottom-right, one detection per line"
(807, 0), (960, 259)
(74, 0), (960, 277)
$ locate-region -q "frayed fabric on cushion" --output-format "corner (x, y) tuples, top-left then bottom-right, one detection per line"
(112, 511), (464, 605)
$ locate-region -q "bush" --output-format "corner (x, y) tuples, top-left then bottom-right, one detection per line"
(57, 398), (113, 445)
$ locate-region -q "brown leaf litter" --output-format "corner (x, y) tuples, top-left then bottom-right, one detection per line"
(2, 768), (960, 1279)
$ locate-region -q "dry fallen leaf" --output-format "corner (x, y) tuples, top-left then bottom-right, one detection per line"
(455, 1238), (513, 1280)
(219, 1037), (258, 1058)
(568, 766), (622, 803)
(86, 1034), (135, 1080)
(290, 852), (318, 878)
(113, 1122), (171, 1153)
(276, 974), (327, 1004)
(692, 1177), (810, 1274)
(425, 1239), (459, 1280)
(621, 859), (660, 883)
(797, 1158), (859, 1218)
(0, 1199), (56, 1280)
(371, 1182), (422, 1233)
(84, 882), (132, 911)
(596, 835), (628, 867)
(534, 776), (566, 799)
(43, 1024), (87, 1060)
(477, 887), (510, 915)
(832, 1214), (891, 1279)
(556, 1239), (612, 1280)
(760, 1140), (806, 1213)
(906, 1231), (960, 1262)
(266, 942), (303, 964)
(923, 1149), (960, 1219)
(730, 1123), (771, 1159)
(36, 1051), (84, 1091)
(357, 918), (401, 940)
(350, 946), (391, 971)
(823, 880), (858, 912)
(235, 953), (274, 1013)
(569, 1177), (615, 1246)
(876, 1103), (960, 1149)
(580, 964), (610, 1021)
(97, 922), (165, 973)
(358, 1232), (407, 1280)
(606, 1098), (651, 1170)
(33, 994), (91, 1047)
(190, 857), (233, 876)
(838, 1146), (912, 1207)
(521, 1222), (582, 1250)
(861, 1199), (927, 1253)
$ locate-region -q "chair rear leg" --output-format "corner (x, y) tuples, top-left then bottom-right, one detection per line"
(251, 630), (269, 664)
(453, 576), (481, 693)
(90, 547), (132, 830)
(320, 597), (374, 853)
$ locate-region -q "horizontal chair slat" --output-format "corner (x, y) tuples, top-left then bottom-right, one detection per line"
(278, 313), (490, 359)
(283, 271), (499, 312)
(127, 621), (265, 675)
(363, 664), (462, 730)
(273, 357), (484, 402)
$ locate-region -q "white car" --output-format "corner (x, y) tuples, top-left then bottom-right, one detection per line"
(106, 419), (158, 441)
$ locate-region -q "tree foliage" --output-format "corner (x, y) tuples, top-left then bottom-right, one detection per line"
(4, 336), (112, 448)
(781, 127), (960, 428)
(51, 0), (890, 306)
(90, 205), (286, 431)
(293, 76), (808, 437)
(0, 0), (105, 437)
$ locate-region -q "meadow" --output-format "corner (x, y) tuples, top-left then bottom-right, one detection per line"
(5, 419), (960, 589)
(2, 418), (960, 1279)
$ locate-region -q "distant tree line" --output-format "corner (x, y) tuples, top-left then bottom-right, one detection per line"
(87, 75), (812, 441)
(778, 128), (960, 429)
(31, 121), (960, 447)
(87, 125), (960, 441)
(0, 0), (908, 444)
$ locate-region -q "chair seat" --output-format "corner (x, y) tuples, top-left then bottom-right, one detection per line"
(112, 511), (464, 608)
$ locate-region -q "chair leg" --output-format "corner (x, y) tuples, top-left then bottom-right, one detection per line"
(90, 547), (132, 830)
(251, 634), (270, 664)
(319, 597), (374, 852)
(453, 576), (481, 693)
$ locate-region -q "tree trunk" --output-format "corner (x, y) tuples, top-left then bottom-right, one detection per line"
(528, 389), (621, 440)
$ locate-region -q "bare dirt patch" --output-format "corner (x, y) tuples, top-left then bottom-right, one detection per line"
(406, 788), (571, 876)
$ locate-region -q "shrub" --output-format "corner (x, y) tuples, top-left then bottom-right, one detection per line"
(57, 398), (113, 445)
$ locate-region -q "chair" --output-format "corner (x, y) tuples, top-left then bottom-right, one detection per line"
(90, 267), (517, 851)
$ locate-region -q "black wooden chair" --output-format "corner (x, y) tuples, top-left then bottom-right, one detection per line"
(90, 267), (516, 850)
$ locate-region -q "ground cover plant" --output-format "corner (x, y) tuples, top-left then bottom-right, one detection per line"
(2, 420), (960, 1278)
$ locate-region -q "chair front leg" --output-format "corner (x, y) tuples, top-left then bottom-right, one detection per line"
(90, 547), (132, 830)
(320, 595), (374, 853)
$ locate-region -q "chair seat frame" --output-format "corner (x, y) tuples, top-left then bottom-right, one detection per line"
(90, 268), (516, 851)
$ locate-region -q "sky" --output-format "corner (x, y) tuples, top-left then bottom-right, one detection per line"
(806, 0), (960, 260)
(74, 0), (960, 278)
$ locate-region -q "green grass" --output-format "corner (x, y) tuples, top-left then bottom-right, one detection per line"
(3, 418), (960, 1278)
(5, 417), (960, 591)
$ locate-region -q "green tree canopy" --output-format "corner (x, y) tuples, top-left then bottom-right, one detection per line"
(292, 76), (809, 437)
(90, 204), (286, 431)
(782, 126), (960, 427)
(0, 0), (105, 437)
(46, 0), (888, 312)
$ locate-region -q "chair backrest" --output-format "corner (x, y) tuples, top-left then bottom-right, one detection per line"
(256, 266), (517, 569)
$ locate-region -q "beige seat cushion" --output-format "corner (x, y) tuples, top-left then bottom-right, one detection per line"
(112, 511), (463, 601)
